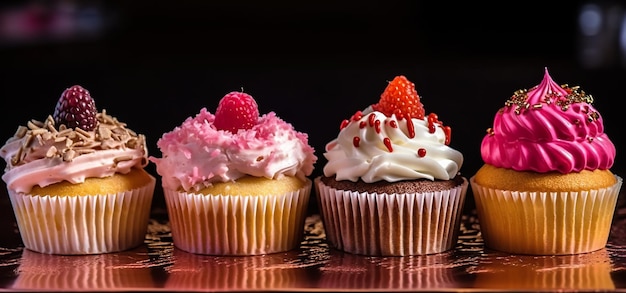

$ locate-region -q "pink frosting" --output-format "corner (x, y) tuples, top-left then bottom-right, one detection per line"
(480, 68), (615, 173)
(150, 108), (317, 192)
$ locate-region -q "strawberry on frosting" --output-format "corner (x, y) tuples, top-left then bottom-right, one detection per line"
(150, 91), (317, 192)
(323, 75), (463, 183)
(480, 68), (615, 173)
(372, 75), (425, 120)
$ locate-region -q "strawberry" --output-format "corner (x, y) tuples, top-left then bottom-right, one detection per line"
(372, 75), (425, 120)
(53, 85), (98, 131)
(213, 91), (259, 133)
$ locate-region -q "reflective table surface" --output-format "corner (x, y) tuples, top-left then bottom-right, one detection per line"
(0, 189), (625, 292)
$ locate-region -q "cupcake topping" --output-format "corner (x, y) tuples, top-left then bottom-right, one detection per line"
(213, 91), (260, 133)
(150, 91), (317, 192)
(323, 75), (463, 183)
(372, 75), (425, 121)
(1, 85), (149, 193)
(502, 69), (597, 120)
(53, 85), (99, 131)
(481, 68), (615, 173)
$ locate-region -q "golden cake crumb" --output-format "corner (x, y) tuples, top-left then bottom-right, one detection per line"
(197, 175), (307, 196)
(473, 164), (616, 192)
(30, 168), (153, 196)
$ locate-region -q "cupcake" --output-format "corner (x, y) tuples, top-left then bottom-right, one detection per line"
(150, 90), (317, 255)
(470, 68), (623, 255)
(0, 85), (156, 255)
(315, 75), (468, 256)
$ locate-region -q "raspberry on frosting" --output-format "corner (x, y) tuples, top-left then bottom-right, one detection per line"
(53, 85), (98, 131)
(213, 91), (260, 133)
(150, 91), (317, 192)
(0, 85), (149, 193)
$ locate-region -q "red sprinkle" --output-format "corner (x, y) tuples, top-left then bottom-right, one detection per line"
(427, 113), (437, 133)
(426, 113), (452, 145)
(359, 121), (367, 128)
(406, 118), (415, 138)
(389, 120), (398, 128)
(374, 119), (381, 133)
(353, 136), (360, 147)
(340, 119), (350, 130)
(383, 137), (393, 152)
(368, 113), (376, 127)
(418, 148), (426, 157)
(443, 125), (451, 145)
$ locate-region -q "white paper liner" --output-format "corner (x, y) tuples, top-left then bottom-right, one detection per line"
(470, 175), (623, 255)
(315, 177), (468, 256)
(163, 178), (311, 255)
(8, 175), (156, 255)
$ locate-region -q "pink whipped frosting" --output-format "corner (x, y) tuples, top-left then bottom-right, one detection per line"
(150, 108), (317, 192)
(1, 112), (149, 194)
(481, 68), (615, 173)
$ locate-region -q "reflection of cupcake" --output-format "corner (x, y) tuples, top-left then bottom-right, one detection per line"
(11, 248), (157, 290)
(0, 85), (155, 255)
(318, 250), (464, 290)
(316, 75), (468, 256)
(164, 246), (314, 290)
(150, 91), (317, 255)
(473, 248), (615, 290)
(471, 68), (622, 255)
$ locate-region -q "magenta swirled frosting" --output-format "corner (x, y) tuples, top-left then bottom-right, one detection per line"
(480, 68), (615, 173)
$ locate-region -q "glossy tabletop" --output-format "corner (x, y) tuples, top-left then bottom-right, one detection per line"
(0, 189), (625, 292)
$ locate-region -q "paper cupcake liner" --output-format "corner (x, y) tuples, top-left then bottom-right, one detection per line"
(470, 175), (623, 255)
(315, 177), (468, 256)
(474, 248), (615, 290)
(163, 179), (311, 255)
(8, 176), (156, 255)
(11, 248), (157, 290)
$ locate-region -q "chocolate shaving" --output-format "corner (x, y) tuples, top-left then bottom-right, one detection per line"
(7, 111), (147, 166)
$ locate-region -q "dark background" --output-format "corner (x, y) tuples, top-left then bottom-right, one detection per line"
(1, 0), (625, 213)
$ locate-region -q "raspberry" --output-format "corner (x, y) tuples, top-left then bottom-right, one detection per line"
(213, 91), (259, 133)
(53, 85), (98, 131)
(372, 75), (425, 120)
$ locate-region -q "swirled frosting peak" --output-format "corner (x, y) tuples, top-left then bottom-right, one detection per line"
(481, 68), (615, 173)
(150, 91), (317, 192)
(323, 75), (464, 183)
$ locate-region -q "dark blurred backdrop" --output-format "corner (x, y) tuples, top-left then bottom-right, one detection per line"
(1, 0), (625, 213)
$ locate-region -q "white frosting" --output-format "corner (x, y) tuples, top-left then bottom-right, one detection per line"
(323, 108), (463, 183)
